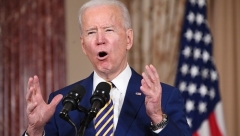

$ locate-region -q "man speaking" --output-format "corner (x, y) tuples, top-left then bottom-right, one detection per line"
(24, 0), (191, 135)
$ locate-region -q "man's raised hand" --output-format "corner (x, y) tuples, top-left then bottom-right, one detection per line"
(26, 75), (63, 136)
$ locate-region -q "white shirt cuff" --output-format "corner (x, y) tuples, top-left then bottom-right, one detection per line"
(25, 130), (45, 136)
(153, 127), (163, 133)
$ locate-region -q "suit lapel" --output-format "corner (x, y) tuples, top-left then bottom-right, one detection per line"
(114, 69), (145, 136)
(80, 73), (94, 112)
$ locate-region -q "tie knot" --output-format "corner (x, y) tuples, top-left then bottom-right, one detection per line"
(109, 81), (116, 89)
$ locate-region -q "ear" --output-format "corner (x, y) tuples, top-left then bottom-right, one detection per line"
(126, 29), (133, 50)
(80, 36), (87, 55)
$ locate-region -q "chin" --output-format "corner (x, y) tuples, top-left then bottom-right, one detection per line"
(97, 64), (111, 73)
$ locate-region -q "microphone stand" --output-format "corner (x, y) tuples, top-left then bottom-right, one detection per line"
(77, 109), (98, 136)
(75, 105), (89, 136)
(77, 110), (96, 136)
(77, 115), (88, 136)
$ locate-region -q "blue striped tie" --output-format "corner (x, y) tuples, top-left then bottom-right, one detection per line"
(95, 98), (114, 136)
(94, 82), (114, 136)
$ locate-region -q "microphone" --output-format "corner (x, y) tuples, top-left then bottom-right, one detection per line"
(59, 84), (86, 122)
(89, 82), (112, 117)
(77, 82), (112, 135)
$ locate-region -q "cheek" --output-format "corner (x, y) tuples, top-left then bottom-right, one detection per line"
(83, 39), (96, 54)
(115, 46), (127, 57)
(85, 46), (95, 55)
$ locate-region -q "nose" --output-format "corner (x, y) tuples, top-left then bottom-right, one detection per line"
(96, 31), (105, 45)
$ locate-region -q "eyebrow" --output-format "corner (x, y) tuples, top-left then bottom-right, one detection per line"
(103, 25), (115, 29)
(85, 25), (116, 33)
(86, 27), (97, 32)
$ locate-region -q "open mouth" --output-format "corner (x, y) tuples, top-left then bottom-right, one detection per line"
(98, 51), (108, 58)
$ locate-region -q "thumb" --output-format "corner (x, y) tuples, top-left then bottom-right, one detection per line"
(49, 94), (63, 109)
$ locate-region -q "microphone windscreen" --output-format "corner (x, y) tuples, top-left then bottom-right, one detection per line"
(95, 82), (112, 94)
(71, 84), (86, 100)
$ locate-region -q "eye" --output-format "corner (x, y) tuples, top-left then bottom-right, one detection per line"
(88, 31), (96, 35)
(106, 29), (113, 32)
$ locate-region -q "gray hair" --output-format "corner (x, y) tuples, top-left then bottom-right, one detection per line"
(78, 0), (132, 34)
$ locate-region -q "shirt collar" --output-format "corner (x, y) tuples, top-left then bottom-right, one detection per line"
(93, 64), (132, 93)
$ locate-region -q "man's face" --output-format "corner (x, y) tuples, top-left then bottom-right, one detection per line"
(80, 5), (133, 78)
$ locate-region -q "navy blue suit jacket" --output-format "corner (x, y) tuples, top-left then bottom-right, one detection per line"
(43, 68), (191, 136)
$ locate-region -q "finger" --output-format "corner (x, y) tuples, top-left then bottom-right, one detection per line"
(33, 75), (41, 95)
(27, 77), (34, 95)
(26, 77), (33, 101)
(27, 77), (33, 90)
(26, 86), (34, 102)
(149, 64), (160, 84)
(49, 94), (63, 109)
(146, 65), (162, 93)
(140, 79), (151, 95)
(146, 65), (159, 86)
(149, 65), (162, 92)
(142, 72), (153, 89)
(140, 79), (147, 91)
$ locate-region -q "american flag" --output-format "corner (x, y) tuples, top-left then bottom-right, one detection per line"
(175, 0), (226, 135)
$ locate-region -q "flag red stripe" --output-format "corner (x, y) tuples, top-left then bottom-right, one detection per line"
(209, 112), (222, 136)
(193, 132), (199, 136)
